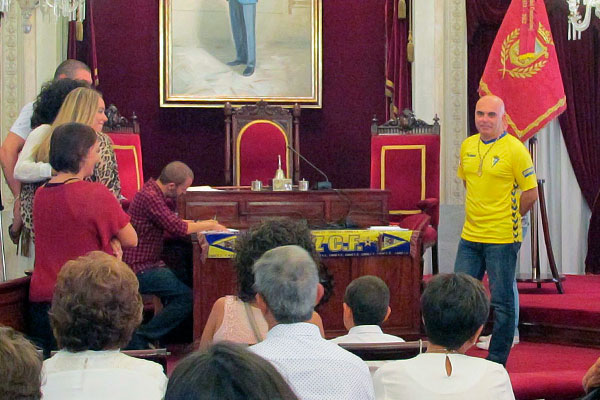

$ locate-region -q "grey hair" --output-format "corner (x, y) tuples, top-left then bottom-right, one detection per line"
(253, 245), (318, 323)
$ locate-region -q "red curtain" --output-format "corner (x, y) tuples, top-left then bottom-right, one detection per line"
(67, 0), (99, 86)
(385, 0), (412, 120)
(466, 0), (600, 273)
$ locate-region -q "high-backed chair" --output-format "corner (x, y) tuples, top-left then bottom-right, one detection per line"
(102, 105), (144, 202)
(370, 111), (441, 273)
(339, 340), (429, 361)
(224, 101), (301, 186)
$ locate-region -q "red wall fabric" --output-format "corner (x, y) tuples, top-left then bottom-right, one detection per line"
(91, 0), (386, 188)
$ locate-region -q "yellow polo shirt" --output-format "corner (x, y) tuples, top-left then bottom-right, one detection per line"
(458, 133), (537, 243)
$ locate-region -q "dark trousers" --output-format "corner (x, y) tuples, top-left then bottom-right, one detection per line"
(455, 238), (521, 366)
(28, 302), (56, 357)
(134, 267), (192, 343)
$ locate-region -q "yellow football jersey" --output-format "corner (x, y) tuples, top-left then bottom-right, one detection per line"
(457, 133), (537, 243)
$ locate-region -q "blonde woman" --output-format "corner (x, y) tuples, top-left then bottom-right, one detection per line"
(14, 87), (121, 269)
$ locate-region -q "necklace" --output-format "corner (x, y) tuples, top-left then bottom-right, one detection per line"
(477, 138), (499, 177)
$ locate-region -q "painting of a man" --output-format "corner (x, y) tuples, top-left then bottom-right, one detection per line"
(227, 0), (257, 76)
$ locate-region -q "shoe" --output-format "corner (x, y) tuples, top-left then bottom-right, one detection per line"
(476, 335), (519, 350)
(243, 66), (255, 76)
(226, 59), (245, 66)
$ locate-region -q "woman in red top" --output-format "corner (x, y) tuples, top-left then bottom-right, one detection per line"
(30, 122), (137, 354)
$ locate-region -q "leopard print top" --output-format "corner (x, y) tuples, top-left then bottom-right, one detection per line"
(20, 132), (122, 237)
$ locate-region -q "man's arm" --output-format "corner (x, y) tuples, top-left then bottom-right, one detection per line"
(185, 219), (228, 234)
(0, 132), (25, 197)
(520, 187), (538, 216)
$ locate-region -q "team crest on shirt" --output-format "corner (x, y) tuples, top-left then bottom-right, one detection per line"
(522, 166), (535, 177)
(492, 156), (500, 167)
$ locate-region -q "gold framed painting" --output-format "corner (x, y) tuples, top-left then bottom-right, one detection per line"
(160, 0), (322, 108)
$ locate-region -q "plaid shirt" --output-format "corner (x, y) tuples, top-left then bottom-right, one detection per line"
(123, 179), (188, 274)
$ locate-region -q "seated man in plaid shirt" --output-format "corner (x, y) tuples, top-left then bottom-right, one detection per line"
(123, 161), (227, 349)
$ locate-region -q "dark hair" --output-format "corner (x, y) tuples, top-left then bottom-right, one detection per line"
(166, 342), (299, 400)
(30, 79), (89, 129)
(421, 273), (490, 350)
(50, 251), (143, 352)
(49, 122), (97, 174)
(53, 59), (91, 80)
(0, 326), (42, 400)
(344, 275), (390, 326)
(158, 161), (194, 185)
(233, 218), (332, 304)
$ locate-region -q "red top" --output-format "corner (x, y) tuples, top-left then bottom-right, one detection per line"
(30, 180), (130, 303)
(122, 179), (188, 274)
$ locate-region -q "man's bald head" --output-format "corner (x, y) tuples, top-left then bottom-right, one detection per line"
(475, 95), (507, 140)
(54, 60), (92, 85)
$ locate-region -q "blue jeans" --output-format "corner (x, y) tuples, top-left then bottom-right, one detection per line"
(134, 267), (192, 343)
(455, 238), (521, 365)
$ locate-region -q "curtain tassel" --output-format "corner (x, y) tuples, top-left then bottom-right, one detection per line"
(76, 21), (84, 41)
(398, 0), (406, 19)
(407, 31), (414, 63)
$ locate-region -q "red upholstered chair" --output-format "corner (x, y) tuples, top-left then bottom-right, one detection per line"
(102, 105), (144, 202)
(224, 101), (301, 186)
(370, 112), (441, 273)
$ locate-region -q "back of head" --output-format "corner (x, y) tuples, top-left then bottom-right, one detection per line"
(0, 326), (42, 400)
(53, 59), (91, 80)
(421, 273), (490, 350)
(158, 161), (194, 185)
(233, 218), (324, 303)
(344, 275), (390, 326)
(253, 245), (318, 323)
(49, 122), (97, 174)
(31, 79), (90, 129)
(35, 87), (102, 164)
(166, 342), (298, 400)
(50, 251), (143, 352)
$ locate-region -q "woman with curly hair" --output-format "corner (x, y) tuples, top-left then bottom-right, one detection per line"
(0, 326), (43, 400)
(198, 218), (331, 348)
(42, 251), (166, 400)
(14, 86), (122, 273)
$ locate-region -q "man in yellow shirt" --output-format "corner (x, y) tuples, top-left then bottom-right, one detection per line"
(455, 95), (538, 366)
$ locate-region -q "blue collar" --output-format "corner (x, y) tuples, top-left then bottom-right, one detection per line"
(480, 131), (507, 145)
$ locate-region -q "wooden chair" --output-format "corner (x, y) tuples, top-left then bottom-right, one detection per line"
(0, 276), (30, 333)
(339, 340), (429, 361)
(102, 104), (144, 202)
(370, 111), (441, 274)
(224, 101), (301, 186)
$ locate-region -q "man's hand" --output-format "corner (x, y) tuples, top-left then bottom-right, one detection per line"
(110, 238), (123, 260)
(8, 198), (23, 244)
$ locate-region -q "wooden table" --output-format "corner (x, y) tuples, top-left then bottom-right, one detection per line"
(180, 188), (423, 340)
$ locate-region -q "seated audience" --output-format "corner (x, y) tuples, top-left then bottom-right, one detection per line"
(250, 245), (375, 400)
(583, 356), (600, 397)
(373, 273), (515, 400)
(331, 275), (404, 344)
(199, 218), (328, 348)
(0, 326), (43, 400)
(0, 59), (92, 244)
(30, 122), (136, 354)
(166, 342), (299, 400)
(42, 251), (166, 400)
(14, 86), (121, 272)
(123, 161), (227, 349)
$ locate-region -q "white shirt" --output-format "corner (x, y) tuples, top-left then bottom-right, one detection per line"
(14, 124), (53, 183)
(373, 353), (515, 400)
(250, 322), (375, 400)
(10, 101), (34, 139)
(41, 349), (167, 400)
(330, 325), (405, 344)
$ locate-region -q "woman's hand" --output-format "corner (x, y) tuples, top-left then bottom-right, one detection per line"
(110, 238), (123, 260)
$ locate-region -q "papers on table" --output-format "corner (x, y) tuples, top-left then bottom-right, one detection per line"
(368, 225), (408, 231)
(187, 186), (221, 191)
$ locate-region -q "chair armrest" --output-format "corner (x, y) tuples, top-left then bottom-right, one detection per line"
(398, 213), (431, 232)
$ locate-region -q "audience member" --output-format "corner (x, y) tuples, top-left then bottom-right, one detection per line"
(331, 275), (404, 344)
(0, 60), (92, 243)
(250, 245), (375, 400)
(166, 342), (299, 400)
(583, 356), (600, 396)
(123, 161), (227, 349)
(199, 218), (327, 348)
(0, 326), (43, 400)
(373, 273), (515, 400)
(14, 86), (121, 273)
(42, 251), (166, 400)
(29, 122), (136, 354)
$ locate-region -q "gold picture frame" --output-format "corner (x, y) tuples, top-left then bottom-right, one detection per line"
(160, 0), (322, 108)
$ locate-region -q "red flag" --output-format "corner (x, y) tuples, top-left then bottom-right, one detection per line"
(478, 0), (566, 142)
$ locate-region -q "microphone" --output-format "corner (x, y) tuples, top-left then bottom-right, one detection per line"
(286, 145), (332, 190)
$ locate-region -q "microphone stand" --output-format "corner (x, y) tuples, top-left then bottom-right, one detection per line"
(286, 145), (332, 190)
